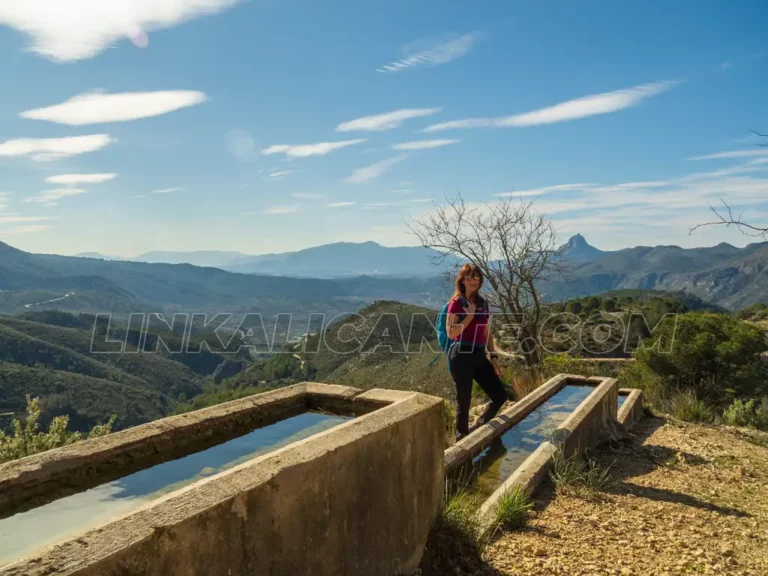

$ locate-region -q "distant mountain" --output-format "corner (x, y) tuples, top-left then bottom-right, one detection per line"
(0, 241), (448, 316)
(223, 241), (455, 277)
(558, 234), (606, 262)
(551, 240), (768, 309)
(132, 250), (249, 268)
(74, 252), (122, 260)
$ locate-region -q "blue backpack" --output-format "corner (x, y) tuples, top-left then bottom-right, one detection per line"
(436, 296), (468, 354)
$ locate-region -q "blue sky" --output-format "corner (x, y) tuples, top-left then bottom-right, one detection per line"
(0, 0), (766, 257)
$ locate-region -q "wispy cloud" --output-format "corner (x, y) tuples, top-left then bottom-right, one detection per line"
(407, 198), (432, 203)
(721, 61), (733, 70)
(262, 139), (367, 158)
(151, 186), (184, 195)
(327, 201), (357, 208)
(0, 224), (52, 236)
(0, 0), (243, 61)
(687, 148), (768, 161)
(45, 173), (116, 184)
(261, 204), (300, 215)
(291, 193), (326, 200)
(344, 155), (408, 184)
(336, 108), (442, 132)
(0, 135), (113, 160)
(267, 169), (293, 180)
(377, 32), (480, 73)
(24, 188), (87, 204)
(497, 183), (595, 198)
(392, 139), (458, 151)
(0, 215), (57, 224)
(424, 80), (681, 132)
(21, 91), (206, 125)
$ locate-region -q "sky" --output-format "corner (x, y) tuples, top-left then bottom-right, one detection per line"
(0, 0), (766, 257)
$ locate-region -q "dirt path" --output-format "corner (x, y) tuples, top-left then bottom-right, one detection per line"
(485, 417), (768, 575)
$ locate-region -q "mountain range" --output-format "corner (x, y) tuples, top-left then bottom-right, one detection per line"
(7, 235), (768, 310)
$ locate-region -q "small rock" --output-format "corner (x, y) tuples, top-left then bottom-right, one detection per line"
(534, 547), (548, 557)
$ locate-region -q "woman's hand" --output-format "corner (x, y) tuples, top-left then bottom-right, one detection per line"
(491, 357), (502, 378)
(462, 301), (477, 318)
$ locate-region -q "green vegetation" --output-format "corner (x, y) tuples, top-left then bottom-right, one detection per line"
(722, 398), (767, 429)
(0, 396), (113, 464)
(736, 302), (768, 322)
(419, 484), (488, 576)
(550, 450), (612, 500)
(492, 486), (533, 531)
(173, 384), (281, 414)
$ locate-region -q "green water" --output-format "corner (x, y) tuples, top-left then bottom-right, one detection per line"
(0, 412), (348, 568)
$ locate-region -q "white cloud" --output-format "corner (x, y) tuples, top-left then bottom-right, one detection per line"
(423, 80), (681, 132)
(45, 173), (116, 184)
(344, 155), (408, 184)
(392, 139), (458, 151)
(291, 193), (325, 200)
(261, 204), (300, 215)
(21, 91), (207, 125)
(721, 62), (732, 70)
(0, 134), (113, 160)
(497, 183), (594, 198)
(262, 139), (367, 158)
(268, 170), (293, 179)
(328, 201), (356, 208)
(0, 215), (57, 223)
(407, 198), (432, 203)
(336, 108), (442, 132)
(151, 186), (184, 194)
(24, 188), (87, 204)
(0, 0), (243, 61)
(0, 225), (51, 236)
(377, 32), (480, 73)
(687, 148), (768, 161)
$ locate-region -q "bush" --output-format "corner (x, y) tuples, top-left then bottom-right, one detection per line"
(419, 483), (488, 576)
(541, 353), (590, 379)
(636, 313), (767, 403)
(670, 389), (713, 423)
(550, 450), (612, 500)
(722, 398), (767, 429)
(492, 486), (533, 532)
(0, 396), (114, 464)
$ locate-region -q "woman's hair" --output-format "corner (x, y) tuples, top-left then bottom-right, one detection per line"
(453, 263), (484, 302)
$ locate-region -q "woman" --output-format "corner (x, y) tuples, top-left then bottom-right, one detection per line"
(446, 263), (508, 441)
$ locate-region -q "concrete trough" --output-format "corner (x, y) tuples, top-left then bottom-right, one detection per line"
(472, 377), (621, 535)
(0, 384), (445, 576)
(618, 388), (645, 431)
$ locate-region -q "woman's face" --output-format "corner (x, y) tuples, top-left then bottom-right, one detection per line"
(462, 273), (482, 291)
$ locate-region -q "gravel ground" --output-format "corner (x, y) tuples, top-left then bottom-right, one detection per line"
(485, 417), (768, 576)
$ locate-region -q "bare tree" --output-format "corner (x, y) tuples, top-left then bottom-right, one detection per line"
(690, 129), (768, 237)
(409, 194), (562, 365)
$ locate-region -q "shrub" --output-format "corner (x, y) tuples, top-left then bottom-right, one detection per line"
(635, 313), (767, 403)
(541, 353), (590, 379)
(670, 389), (713, 423)
(492, 486), (533, 532)
(0, 396), (114, 464)
(419, 482), (488, 576)
(722, 398), (767, 429)
(550, 450), (612, 500)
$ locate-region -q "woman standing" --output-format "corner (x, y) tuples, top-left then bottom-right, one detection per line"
(446, 263), (508, 440)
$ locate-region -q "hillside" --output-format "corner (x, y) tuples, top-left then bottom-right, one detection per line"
(0, 363), (166, 431)
(484, 417), (768, 576)
(0, 241), (447, 316)
(553, 240), (768, 309)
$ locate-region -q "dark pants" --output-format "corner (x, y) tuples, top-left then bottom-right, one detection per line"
(448, 343), (508, 438)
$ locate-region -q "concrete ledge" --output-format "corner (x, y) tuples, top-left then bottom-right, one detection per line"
(552, 377), (618, 457)
(617, 388), (644, 430)
(2, 391), (445, 576)
(0, 383), (365, 519)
